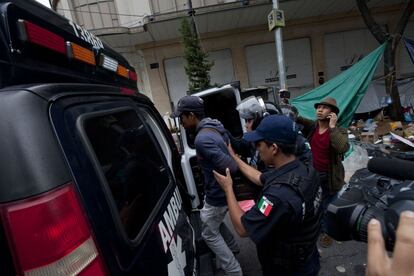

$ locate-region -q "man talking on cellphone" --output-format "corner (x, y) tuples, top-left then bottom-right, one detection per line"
(296, 97), (349, 248)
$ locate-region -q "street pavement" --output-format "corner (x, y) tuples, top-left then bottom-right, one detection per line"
(215, 215), (367, 276)
(318, 240), (367, 276)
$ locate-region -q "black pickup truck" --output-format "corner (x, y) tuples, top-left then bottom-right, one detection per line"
(0, 1), (203, 275)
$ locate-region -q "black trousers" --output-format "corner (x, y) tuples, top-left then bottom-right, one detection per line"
(260, 247), (320, 276)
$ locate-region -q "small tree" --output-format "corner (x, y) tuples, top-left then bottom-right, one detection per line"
(51, 0), (59, 10)
(179, 18), (213, 94)
(357, 0), (414, 121)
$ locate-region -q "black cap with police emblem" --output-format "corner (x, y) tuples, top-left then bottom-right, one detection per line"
(172, 95), (205, 117)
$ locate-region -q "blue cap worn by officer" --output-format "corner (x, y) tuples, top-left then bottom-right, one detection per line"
(243, 114), (298, 145)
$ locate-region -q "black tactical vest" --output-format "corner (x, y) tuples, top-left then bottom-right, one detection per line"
(257, 163), (322, 271)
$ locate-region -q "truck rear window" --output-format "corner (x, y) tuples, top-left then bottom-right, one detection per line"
(84, 110), (169, 239)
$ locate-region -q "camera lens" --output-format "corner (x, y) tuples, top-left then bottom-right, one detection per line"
(353, 207), (384, 243)
(325, 187), (367, 241)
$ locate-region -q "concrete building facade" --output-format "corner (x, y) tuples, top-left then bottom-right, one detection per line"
(53, 0), (414, 116)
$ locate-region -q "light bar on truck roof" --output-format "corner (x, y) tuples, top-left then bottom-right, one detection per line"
(99, 54), (118, 72)
(66, 42), (96, 66)
(117, 65), (129, 78)
(120, 87), (136, 95)
(17, 19), (66, 54)
(116, 64), (129, 79)
(12, 18), (137, 91)
(129, 70), (137, 82)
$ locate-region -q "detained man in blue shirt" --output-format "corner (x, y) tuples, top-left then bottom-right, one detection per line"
(174, 95), (242, 276)
(213, 115), (322, 276)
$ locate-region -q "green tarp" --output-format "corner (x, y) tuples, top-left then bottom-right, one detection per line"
(291, 43), (386, 127)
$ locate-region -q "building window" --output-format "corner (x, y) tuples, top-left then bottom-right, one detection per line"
(84, 109), (170, 239)
(72, 0), (119, 29)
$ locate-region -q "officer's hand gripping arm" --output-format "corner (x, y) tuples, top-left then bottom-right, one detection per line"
(228, 144), (262, 186)
(213, 169), (248, 237)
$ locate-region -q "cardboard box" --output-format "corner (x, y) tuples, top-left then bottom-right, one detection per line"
(390, 121), (403, 131)
(375, 119), (392, 136)
(404, 125), (414, 138)
(360, 132), (378, 143)
(390, 121), (404, 136)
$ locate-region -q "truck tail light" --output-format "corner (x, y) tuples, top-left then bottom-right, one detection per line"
(0, 183), (107, 276)
(67, 42), (96, 65)
(17, 19), (66, 54)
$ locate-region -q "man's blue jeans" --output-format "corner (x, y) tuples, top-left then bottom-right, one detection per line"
(319, 172), (338, 233)
(200, 201), (242, 274)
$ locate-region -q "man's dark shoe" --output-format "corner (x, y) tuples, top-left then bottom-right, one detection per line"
(320, 233), (333, 248)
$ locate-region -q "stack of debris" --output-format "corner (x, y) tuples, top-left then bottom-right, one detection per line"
(348, 111), (414, 154)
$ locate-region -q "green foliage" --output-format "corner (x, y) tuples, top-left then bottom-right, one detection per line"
(179, 18), (213, 94)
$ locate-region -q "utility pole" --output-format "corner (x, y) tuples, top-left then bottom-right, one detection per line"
(50, 0), (59, 10)
(187, 0), (197, 35)
(270, 0), (288, 103)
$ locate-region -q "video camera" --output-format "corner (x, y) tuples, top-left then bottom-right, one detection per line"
(326, 157), (414, 251)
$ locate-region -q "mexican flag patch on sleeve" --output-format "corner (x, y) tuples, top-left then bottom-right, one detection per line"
(258, 196), (273, 216)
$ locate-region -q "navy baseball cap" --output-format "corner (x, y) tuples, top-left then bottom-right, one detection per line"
(172, 95), (205, 117)
(244, 115), (298, 144)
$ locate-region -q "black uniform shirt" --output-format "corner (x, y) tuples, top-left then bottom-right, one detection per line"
(241, 159), (305, 244)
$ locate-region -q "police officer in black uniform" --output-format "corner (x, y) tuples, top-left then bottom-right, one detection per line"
(213, 115), (322, 276)
(232, 96), (311, 170)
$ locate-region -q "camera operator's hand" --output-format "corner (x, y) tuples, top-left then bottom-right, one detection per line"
(366, 211), (414, 276)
